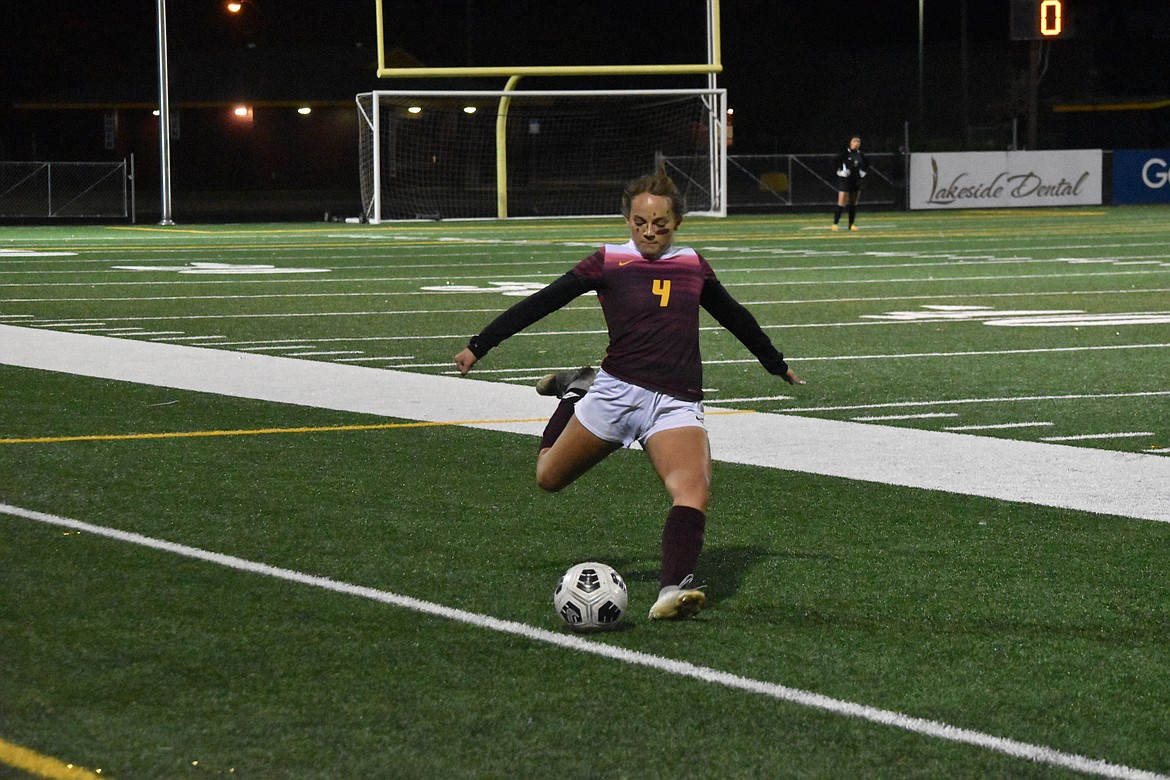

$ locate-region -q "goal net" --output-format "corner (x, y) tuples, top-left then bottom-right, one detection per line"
(356, 89), (727, 221)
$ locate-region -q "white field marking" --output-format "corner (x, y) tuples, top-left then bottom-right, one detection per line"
(988, 313), (1170, 327)
(708, 342), (1170, 365)
(945, 422), (1055, 431)
(0, 252), (579, 271)
(0, 249), (77, 257)
(739, 288), (1170, 307)
(35, 321), (106, 328)
(334, 356), (415, 363)
(3, 267), (1167, 292)
(67, 327), (146, 333)
(779, 390), (1170, 414)
(3, 325), (1169, 524)
(125, 331), (187, 337)
(237, 345), (315, 352)
(285, 351), (365, 357)
(1041, 432), (1155, 442)
(111, 262), (330, 275)
(103, 286), (1160, 312)
(862, 306), (1170, 328)
(415, 343), (1170, 376)
(704, 395), (795, 404)
(851, 413), (960, 422)
(863, 307), (1083, 321)
(2, 502), (1165, 780)
(155, 335), (225, 341)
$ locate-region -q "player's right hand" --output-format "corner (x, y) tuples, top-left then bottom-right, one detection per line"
(454, 348), (478, 375)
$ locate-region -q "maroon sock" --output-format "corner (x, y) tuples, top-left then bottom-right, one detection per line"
(539, 398), (578, 451)
(660, 505), (706, 589)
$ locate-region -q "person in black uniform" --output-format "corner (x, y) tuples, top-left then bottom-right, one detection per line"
(832, 135), (869, 231)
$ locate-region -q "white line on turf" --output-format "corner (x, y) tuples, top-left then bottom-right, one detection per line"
(1, 501), (1164, 780)
(945, 422), (1055, 431)
(851, 413), (959, 422)
(1041, 432), (1155, 442)
(2, 324), (1168, 523)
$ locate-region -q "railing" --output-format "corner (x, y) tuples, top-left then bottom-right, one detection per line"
(0, 161), (129, 219)
(724, 152), (903, 210)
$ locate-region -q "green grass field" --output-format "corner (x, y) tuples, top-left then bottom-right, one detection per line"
(1, 207), (1169, 778)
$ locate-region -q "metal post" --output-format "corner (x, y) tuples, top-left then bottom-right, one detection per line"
(917, 0), (925, 122)
(1026, 40), (1039, 150)
(157, 0), (174, 225)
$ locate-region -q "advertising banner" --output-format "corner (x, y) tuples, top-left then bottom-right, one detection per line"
(909, 150), (1103, 210)
(1112, 150), (1170, 205)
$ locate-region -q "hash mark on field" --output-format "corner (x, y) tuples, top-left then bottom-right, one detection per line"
(286, 350), (365, 357)
(1040, 432), (1155, 442)
(852, 413), (959, 422)
(945, 422), (1055, 431)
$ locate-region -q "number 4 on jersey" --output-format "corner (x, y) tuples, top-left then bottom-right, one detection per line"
(652, 279), (671, 307)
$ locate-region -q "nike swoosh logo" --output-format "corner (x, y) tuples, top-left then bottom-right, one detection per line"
(618, 259), (638, 266)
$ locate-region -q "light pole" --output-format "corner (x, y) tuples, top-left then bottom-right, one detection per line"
(156, 0), (174, 225)
(917, 0), (924, 123)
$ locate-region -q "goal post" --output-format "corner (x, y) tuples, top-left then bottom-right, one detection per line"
(356, 88), (728, 221)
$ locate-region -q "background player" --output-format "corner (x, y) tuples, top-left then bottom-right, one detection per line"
(832, 135), (870, 231)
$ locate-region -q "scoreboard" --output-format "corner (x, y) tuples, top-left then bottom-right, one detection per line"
(1010, 0), (1072, 40)
(1010, 0), (1170, 41)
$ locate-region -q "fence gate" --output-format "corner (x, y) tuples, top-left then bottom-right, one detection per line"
(0, 161), (129, 219)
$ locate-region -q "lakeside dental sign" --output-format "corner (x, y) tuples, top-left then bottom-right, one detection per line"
(909, 149), (1102, 210)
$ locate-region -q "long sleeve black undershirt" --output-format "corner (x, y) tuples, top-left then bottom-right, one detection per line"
(467, 272), (588, 358)
(466, 271), (789, 377)
(699, 278), (790, 377)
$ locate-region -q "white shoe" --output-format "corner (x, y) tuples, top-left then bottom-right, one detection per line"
(648, 574), (706, 620)
(535, 365), (596, 399)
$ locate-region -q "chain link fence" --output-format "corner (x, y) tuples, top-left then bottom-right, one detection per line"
(726, 152), (904, 211)
(0, 161), (129, 219)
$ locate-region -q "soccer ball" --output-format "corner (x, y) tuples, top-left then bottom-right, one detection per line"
(553, 562), (628, 632)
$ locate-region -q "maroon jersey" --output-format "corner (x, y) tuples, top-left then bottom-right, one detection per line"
(466, 241), (790, 401)
(571, 241), (714, 400)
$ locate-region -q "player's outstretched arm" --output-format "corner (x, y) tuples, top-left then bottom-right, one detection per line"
(454, 348), (478, 375)
(782, 367), (805, 385)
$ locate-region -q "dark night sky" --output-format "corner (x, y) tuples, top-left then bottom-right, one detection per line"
(2, 1), (1168, 157)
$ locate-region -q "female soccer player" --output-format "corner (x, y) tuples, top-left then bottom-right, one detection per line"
(453, 170), (804, 620)
(832, 135), (870, 231)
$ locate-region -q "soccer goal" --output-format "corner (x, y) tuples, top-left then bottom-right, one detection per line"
(356, 89), (727, 222)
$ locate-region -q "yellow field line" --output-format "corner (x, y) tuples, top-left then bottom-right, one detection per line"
(0, 410), (755, 445)
(0, 737), (108, 779)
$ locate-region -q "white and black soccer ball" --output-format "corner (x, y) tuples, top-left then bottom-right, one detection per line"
(553, 561), (628, 632)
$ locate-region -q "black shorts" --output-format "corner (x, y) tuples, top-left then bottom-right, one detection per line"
(836, 179), (861, 194)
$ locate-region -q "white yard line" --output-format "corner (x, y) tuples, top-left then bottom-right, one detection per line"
(2, 500), (1165, 780)
(2, 323), (1168, 523)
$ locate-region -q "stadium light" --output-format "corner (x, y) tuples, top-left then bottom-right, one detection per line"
(297, 106), (312, 115)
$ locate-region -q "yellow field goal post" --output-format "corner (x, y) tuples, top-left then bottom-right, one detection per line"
(359, 0), (727, 221)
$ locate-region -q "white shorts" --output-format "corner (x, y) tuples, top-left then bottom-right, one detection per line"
(574, 369), (706, 449)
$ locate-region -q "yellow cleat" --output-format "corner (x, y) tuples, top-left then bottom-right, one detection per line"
(648, 575), (706, 620)
(830, 224), (840, 231)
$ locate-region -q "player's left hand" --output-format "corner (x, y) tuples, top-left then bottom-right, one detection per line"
(782, 368), (805, 385)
